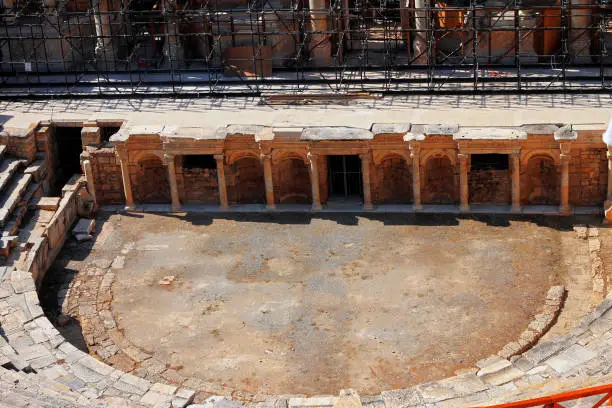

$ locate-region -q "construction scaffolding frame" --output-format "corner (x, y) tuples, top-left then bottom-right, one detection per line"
(0, 0), (610, 97)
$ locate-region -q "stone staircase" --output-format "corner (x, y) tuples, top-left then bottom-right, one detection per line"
(0, 148), (49, 267)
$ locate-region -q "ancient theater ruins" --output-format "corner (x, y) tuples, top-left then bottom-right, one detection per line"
(1, 0), (612, 404)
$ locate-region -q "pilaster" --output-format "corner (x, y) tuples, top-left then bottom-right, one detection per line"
(215, 154), (229, 209)
(359, 152), (373, 210)
(559, 144), (572, 215)
(458, 153), (469, 212)
(308, 153), (322, 211)
(115, 146), (135, 210)
(164, 153), (181, 212)
(262, 153), (276, 209)
(409, 144), (422, 210)
(510, 152), (521, 212)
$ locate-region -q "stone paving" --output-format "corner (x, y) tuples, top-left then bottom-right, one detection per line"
(0, 205), (611, 407)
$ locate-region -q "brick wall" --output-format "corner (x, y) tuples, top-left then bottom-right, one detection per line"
(522, 157), (559, 205)
(422, 157), (457, 204)
(273, 158), (312, 204)
(130, 158), (171, 203)
(89, 149), (125, 204)
(374, 157), (412, 204)
(469, 169), (511, 205)
(226, 158), (266, 204)
(569, 148), (607, 206)
(177, 168), (220, 204)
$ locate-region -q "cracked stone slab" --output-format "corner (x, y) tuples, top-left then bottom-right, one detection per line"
(380, 388), (423, 407)
(545, 344), (598, 373)
(301, 127), (373, 141)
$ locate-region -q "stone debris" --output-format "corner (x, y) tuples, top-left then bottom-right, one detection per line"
(573, 225), (588, 239)
(158, 276), (175, 286)
(74, 233), (92, 242)
(73, 219), (96, 236)
(111, 256), (126, 270)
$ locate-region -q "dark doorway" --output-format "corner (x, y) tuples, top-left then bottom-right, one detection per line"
(469, 154), (511, 205)
(53, 127), (83, 194)
(328, 155), (363, 198)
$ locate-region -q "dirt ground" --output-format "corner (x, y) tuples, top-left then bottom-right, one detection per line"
(56, 212), (595, 397)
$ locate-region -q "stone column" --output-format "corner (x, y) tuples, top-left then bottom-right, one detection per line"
(605, 147), (612, 222)
(458, 153), (469, 212)
(116, 148), (135, 210)
(413, 0), (429, 64)
(82, 159), (97, 207)
(308, 153), (322, 211)
(569, 0), (593, 63)
(360, 152), (373, 210)
(164, 153), (181, 212)
(262, 153), (276, 209)
(510, 152), (521, 212)
(309, 0), (332, 67)
(162, 0), (184, 68)
(560, 152), (571, 214)
(214, 154), (229, 209)
(409, 146), (422, 210)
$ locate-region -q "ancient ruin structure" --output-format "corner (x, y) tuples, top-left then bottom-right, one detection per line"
(73, 122), (609, 215)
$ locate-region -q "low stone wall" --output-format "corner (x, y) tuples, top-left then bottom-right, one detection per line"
(85, 148), (125, 205)
(469, 170), (511, 205)
(22, 175), (86, 288)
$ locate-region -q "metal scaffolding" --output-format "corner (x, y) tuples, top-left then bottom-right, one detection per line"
(0, 0), (610, 97)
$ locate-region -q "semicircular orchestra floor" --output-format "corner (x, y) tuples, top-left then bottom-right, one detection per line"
(41, 212), (593, 398)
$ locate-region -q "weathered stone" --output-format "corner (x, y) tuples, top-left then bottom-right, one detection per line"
(73, 218), (96, 235)
(545, 344), (598, 373)
(380, 388), (423, 407)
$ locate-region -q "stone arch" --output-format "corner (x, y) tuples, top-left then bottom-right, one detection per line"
(520, 150), (560, 168)
(130, 150), (164, 165)
(375, 155), (412, 204)
(274, 157), (312, 204)
(273, 150), (309, 165)
(226, 151), (261, 166)
(423, 155), (456, 204)
(228, 156), (266, 204)
(523, 155), (560, 205)
(420, 150), (457, 168)
(373, 151), (410, 166)
(133, 154), (170, 204)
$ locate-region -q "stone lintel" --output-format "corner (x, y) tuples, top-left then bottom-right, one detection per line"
(423, 124), (459, 136)
(519, 124), (559, 135)
(272, 127), (304, 139)
(225, 125), (265, 137)
(160, 126), (223, 141)
(455, 127), (527, 140)
(554, 125), (578, 141)
(371, 123), (411, 136)
(302, 127), (374, 141)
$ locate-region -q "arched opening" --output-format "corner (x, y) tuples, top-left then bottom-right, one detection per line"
(274, 158), (312, 204)
(133, 155), (170, 203)
(423, 156), (455, 204)
(229, 157), (266, 204)
(177, 154), (219, 204)
(376, 156), (412, 204)
(525, 156), (559, 205)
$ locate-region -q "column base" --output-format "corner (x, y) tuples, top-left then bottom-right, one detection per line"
(266, 204), (276, 210)
(459, 204), (470, 213)
(312, 203), (323, 211)
(125, 204), (136, 211)
(363, 203), (373, 211)
(604, 201), (612, 223)
(170, 204), (182, 212)
(220, 204), (230, 211)
(512, 205), (522, 213)
(559, 205), (571, 216)
(413, 203), (423, 211)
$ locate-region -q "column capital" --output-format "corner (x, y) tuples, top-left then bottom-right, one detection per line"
(115, 146), (129, 162)
(359, 151), (372, 162)
(458, 152), (469, 161)
(164, 152), (175, 163)
(260, 153), (272, 161)
(214, 153), (225, 162)
(408, 143), (421, 157)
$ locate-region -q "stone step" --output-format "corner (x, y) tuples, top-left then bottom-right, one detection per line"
(0, 236), (18, 258)
(0, 173), (33, 228)
(2, 181), (42, 239)
(0, 158), (25, 194)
